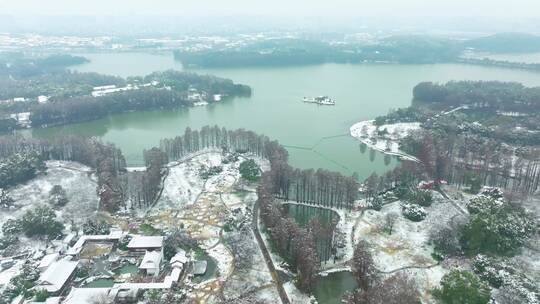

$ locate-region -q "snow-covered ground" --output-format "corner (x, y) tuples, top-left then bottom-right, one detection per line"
(144, 151), (278, 303)
(1, 161), (99, 230)
(221, 228), (276, 302)
(0, 259), (23, 289)
(350, 120), (421, 162)
(284, 281), (314, 304)
(353, 193), (464, 303)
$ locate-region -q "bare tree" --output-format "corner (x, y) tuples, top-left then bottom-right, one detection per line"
(348, 272), (421, 304)
(383, 212), (399, 235)
(352, 240), (378, 291)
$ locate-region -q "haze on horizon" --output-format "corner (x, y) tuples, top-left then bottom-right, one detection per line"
(1, 0), (540, 34)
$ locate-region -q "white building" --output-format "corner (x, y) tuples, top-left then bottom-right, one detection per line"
(63, 288), (114, 304)
(139, 251), (162, 277)
(9, 112), (31, 127)
(170, 250), (188, 268)
(93, 85), (117, 91)
(37, 253), (59, 272)
(37, 96), (49, 104)
(34, 259), (78, 295)
(127, 235), (163, 254)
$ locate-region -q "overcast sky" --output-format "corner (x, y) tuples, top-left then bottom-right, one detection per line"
(1, 0), (539, 35)
(1, 0), (539, 19)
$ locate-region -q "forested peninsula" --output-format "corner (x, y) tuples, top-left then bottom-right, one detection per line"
(0, 54), (251, 132)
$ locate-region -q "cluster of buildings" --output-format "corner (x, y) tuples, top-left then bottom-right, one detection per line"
(9, 231), (192, 304)
(0, 96), (49, 128)
(0, 34), (115, 52)
(187, 87), (222, 106)
(0, 95), (49, 106)
(91, 81), (163, 97)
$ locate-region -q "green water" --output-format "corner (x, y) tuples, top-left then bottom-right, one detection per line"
(83, 278), (115, 288)
(27, 52), (540, 179)
(114, 264), (138, 275)
(315, 271), (358, 304)
(192, 254), (218, 283)
(283, 204), (338, 227)
(284, 203), (338, 262)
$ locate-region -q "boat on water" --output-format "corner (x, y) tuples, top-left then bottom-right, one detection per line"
(303, 96), (336, 105)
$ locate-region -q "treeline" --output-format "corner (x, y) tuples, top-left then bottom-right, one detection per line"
(1, 69), (252, 132)
(0, 151), (46, 188)
(127, 148), (169, 210)
(462, 32), (540, 53)
(401, 129), (540, 197)
(159, 126), (358, 210)
(413, 81), (540, 113)
(174, 39), (344, 67)
(0, 70), (125, 104)
(457, 58), (540, 72)
(30, 89), (190, 127)
(272, 166), (358, 210)
(0, 53), (89, 78)
(133, 70), (252, 97)
(0, 135), (127, 212)
(159, 126), (287, 164)
(174, 36), (462, 67)
(258, 175), (320, 293)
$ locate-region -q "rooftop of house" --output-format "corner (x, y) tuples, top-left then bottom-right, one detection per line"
(139, 251), (162, 270)
(170, 250), (188, 267)
(63, 287), (113, 304)
(38, 253), (59, 270)
(35, 259), (79, 293)
(127, 235), (164, 249)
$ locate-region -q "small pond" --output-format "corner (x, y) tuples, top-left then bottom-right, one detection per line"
(283, 203), (339, 261)
(192, 254), (218, 283)
(283, 203), (338, 227)
(114, 264), (138, 275)
(83, 278), (115, 288)
(315, 271), (357, 304)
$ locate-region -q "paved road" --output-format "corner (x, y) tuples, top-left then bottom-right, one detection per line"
(251, 200), (291, 304)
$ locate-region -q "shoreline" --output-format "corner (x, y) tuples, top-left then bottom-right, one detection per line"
(349, 120), (421, 163)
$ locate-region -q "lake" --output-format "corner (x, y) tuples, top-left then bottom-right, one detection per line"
(27, 52), (540, 180)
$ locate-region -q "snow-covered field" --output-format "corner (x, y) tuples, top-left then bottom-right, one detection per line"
(145, 152), (279, 303)
(1, 161), (99, 229)
(350, 120), (421, 162)
(353, 194), (463, 302)
(221, 228), (276, 302)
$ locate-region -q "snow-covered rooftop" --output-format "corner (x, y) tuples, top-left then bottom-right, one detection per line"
(66, 231), (124, 255)
(38, 253), (59, 271)
(35, 259), (78, 293)
(63, 287), (113, 304)
(170, 250), (188, 267)
(139, 251), (162, 270)
(127, 236), (163, 249)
